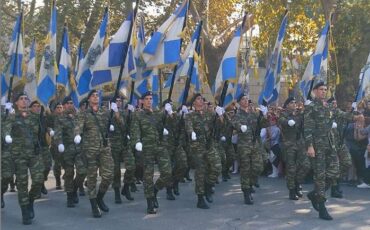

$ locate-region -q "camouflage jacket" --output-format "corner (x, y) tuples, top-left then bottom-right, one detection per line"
(231, 109), (266, 145)
(185, 110), (215, 146)
(54, 110), (78, 146)
(278, 110), (303, 143)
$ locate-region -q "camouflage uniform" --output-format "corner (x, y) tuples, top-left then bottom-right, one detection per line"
(279, 110), (310, 192)
(76, 107), (113, 199)
(131, 108), (173, 199)
(304, 99), (353, 201)
(185, 110), (222, 196)
(1, 111), (14, 207)
(3, 109), (44, 210)
(38, 112), (53, 189)
(49, 114), (63, 188)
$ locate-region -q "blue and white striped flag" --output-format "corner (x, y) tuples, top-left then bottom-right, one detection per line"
(90, 12), (133, 89)
(37, 1), (58, 105)
(259, 12), (288, 105)
(142, 0), (189, 69)
(57, 26), (73, 94)
(300, 22), (330, 100)
(24, 39), (37, 102)
(355, 53), (370, 103)
(70, 41), (84, 108)
(75, 8), (108, 102)
(74, 42), (84, 77)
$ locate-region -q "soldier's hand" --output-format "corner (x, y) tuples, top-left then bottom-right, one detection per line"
(163, 128), (169, 136)
(288, 120), (295, 127)
(165, 103), (173, 115)
(74, 135), (82, 144)
(215, 106), (224, 116)
(5, 102), (13, 111)
(127, 104), (135, 112)
(58, 144), (65, 153)
(332, 122), (337, 129)
(109, 124), (115, 131)
(241, 125), (248, 133)
(220, 136), (226, 141)
(135, 142), (143, 151)
(111, 102), (119, 112)
(191, 131), (197, 141)
(49, 129), (55, 137)
(5, 135), (12, 144)
(307, 146), (315, 158)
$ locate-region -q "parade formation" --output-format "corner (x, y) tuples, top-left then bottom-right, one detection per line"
(1, 0), (370, 227)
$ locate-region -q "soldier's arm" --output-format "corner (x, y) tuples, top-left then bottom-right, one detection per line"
(2, 114), (15, 137)
(130, 112), (141, 146)
(184, 113), (194, 135)
(74, 111), (85, 136)
(303, 104), (315, 148)
(54, 116), (63, 145)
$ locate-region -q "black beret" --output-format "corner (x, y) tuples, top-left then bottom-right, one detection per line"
(14, 92), (28, 102)
(191, 93), (202, 104)
(141, 91), (153, 99)
(29, 100), (40, 107)
(237, 93), (248, 102)
(79, 97), (88, 107)
(283, 97), (295, 108)
(87, 89), (98, 100)
(327, 97), (336, 104)
(313, 81), (326, 90)
(62, 96), (72, 105)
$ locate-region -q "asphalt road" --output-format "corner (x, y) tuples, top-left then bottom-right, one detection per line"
(2, 171), (370, 230)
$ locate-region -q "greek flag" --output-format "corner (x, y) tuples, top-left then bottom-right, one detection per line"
(24, 39), (37, 102)
(356, 53), (370, 103)
(37, 1), (58, 105)
(74, 42), (84, 76)
(300, 22), (330, 100)
(259, 12), (288, 105)
(75, 8), (108, 101)
(90, 12), (133, 88)
(57, 26), (72, 93)
(142, 0), (189, 69)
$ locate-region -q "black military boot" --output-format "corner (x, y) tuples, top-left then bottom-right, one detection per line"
(67, 192), (76, 208)
(153, 187), (159, 208)
(89, 199), (102, 218)
(289, 189), (299, 200)
(166, 187), (176, 200)
(114, 187), (122, 204)
(29, 198), (35, 219)
(121, 183), (134, 201)
(185, 168), (192, 182)
(307, 191), (319, 211)
(55, 177), (62, 190)
(197, 195), (210, 209)
(72, 183), (79, 204)
(21, 205), (32, 225)
(96, 191), (109, 212)
(205, 183), (213, 203)
(1, 193), (4, 208)
(173, 181), (180, 196)
(318, 201), (333, 220)
(243, 189), (253, 205)
(130, 183), (138, 192)
(222, 172), (228, 182)
(41, 184), (48, 195)
(295, 184), (303, 198)
(146, 198), (156, 214)
(331, 185), (343, 198)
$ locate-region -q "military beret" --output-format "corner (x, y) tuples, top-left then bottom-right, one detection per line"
(62, 96), (73, 105)
(14, 92), (28, 102)
(141, 91), (153, 99)
(327, 96), (336, 104)
(29, 100), (40, 107)
(79, 97), (88, 108)
(283, 97), (295, 108)
(237, 93), (248, 102)
(313, 81), (326, 90)
(87, 89), (98, 100)
(191, 93), (202, 104)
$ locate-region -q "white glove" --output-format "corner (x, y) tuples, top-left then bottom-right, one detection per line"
(332, 122), (337, 129)
(352, 102), (357, 111)
(231, 134), (238, 144)
(304, 100), (312, 106)
(58, 144), (65, 153)
(109, 124), (115, 131)
(221, 136), (226, 141)
(111, 102), (118, 112)
(127, 135), (130, 140)
(49, 129), (55, 137)
(181, 105), (189, 114)
(241, 125), (248, 133)
(5, 102), (13, 111)
(260, 128), (266, 138)
(165, 103), (173, 115)
(215, 106), (224, 116)
(259, 105), (268, 116)
(191, 131), (197, 141)
(135, 142), (143, 151)
(74, 135), (81, 144)
(5, 135), (12, 144)
(163, 128), (169, 136)
(288, 120), (296, 127)
(127, 104), (135, 112)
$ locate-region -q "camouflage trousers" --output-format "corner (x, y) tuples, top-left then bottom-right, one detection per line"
(190, 141), (221, 195)
(83, 141), (113, 199)
(222, 142), (235, 173)
(216, 142), (227, 176)
(40, 146), (52, 181)
(12, 149), (44, 206)
(167, 143), (188, 183)
(311, 142), (339, 200)
(238, 142), (263, 191)
(111, 143), (136, 189)
(61, 144), (87, 193)
(51, 145), (63, 179)
(142, 143), (172, 198)
(336, 145), (352, 179)
(282, 141), (311, 190)
(1, 145), (14, 195)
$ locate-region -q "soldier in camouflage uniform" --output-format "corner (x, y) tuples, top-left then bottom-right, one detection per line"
(3, 93), (44, 225)
(110, 96), (135, 203)
(54, 96), (87, 207)
(74, 90), (115, 218)
(231, 93), (267, 205)
(185, 93), (222, 209)
(304, 82), (362, 220)
(278, 97), (310, 200)
(131, 91), (173, 214)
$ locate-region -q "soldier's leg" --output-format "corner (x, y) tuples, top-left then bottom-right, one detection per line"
(312, 146), (328, 200)
(250, 146), (263, 186)
(155, 146), (174, 201)
(1, 149), (13, 208)
(239, 146), (253, 204)
(206, 145), (222, 186)
(142, 148), (155, 199)
(111, 146), (122, 190)
(51, 146), (63, 189)
(121, 146), (135, 200)
(172, 145), (188, 195)
(327, 149), (341, 198)
(74, 153), (87, 197)
(338, 146), (352, 179)
(192, 145), (206, 195)
(218, 143), (228, 181)
(28, 154), (44, 219)
(85, 149), (99, 199)
(97, 145), (114, 194)
(40, 146), (52, 195)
